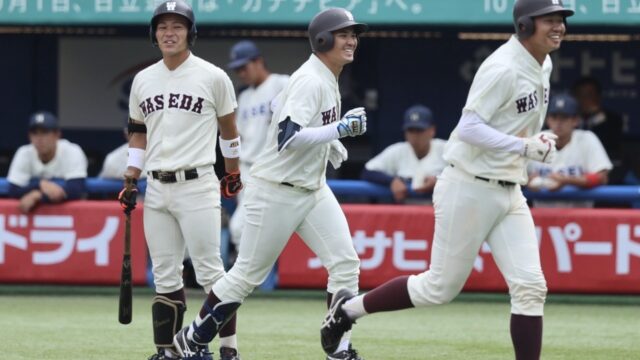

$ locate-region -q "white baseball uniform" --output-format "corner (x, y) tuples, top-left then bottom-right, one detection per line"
(528, 129), (612, 207)
(98, 143), (147, 179)
(213, 54), (360, 302)
(363, 138), (448, 190)
(229, 73), (289, 245)
(8, 139), (87, 186)
(129, 53), (237, 294)
(408, 35), (549, 316)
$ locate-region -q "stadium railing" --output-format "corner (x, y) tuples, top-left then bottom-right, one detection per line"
(1, 177), (640, 204)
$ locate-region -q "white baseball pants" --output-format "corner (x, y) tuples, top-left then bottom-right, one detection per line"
(408, 165), (547, 316)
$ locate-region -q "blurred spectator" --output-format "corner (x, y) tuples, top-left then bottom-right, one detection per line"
(98, 118), (146, 179)
(226, 40), (289, 247)
(7, 111), (87, 213)
(572, 76), (625, 183)
(361, 104), (447, 203)
(527, 94), (612, 207)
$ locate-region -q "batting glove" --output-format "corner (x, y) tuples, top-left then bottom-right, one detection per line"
(336, 107), (367, 138)
(221, 171), (243, 198)
(118, 177), (138, 215)
(328, 140), (348, 170)
(522, 132), (558, 164)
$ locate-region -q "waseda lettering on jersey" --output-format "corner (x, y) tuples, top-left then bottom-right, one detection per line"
(515, 90), (539, 114)
(321, 106), (338, 125)
(139, 93), (205, 117)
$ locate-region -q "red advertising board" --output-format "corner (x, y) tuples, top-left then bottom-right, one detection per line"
(0, 200), (147, 285)
(279, 205), (640, 294)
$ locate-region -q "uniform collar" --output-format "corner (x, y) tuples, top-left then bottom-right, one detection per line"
(307, 54), (339, 86)
(509, 35), (550, 73)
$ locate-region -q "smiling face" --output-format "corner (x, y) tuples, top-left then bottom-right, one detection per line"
(155, 13), (190, 58)
(325, 27), (359, 66)
(524, 13), (566, 61)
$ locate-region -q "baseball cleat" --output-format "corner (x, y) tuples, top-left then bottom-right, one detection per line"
(219, 346), (241, 360)
(326, 345), (363, 360)
(321, 288), (356, 355)
(173, 326), (213, 360)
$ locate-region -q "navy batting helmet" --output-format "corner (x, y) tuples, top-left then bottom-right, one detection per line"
(513, 0), (574, 39)
(308, 8), (368, 53)
(150, 0), (197, 47)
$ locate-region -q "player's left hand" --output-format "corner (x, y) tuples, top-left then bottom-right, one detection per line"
(221, 171), (243, 198)
(39, 179), (66, 202)
(328, 140), (348, 169)
(336, 107), (367, 138)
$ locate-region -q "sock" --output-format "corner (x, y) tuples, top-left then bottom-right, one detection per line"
(219, 334), (238, 350)
(219, 312), (237, 338)
(326, 292), (333, 309)
(510, 314), (543, 360)
(362, 275), (413, 314)
(342, 295), (367, 321)
(158, 288), (186, 303)
(335, 330), (352, 353)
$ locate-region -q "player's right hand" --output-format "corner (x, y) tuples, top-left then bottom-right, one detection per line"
(118, 177), (138, 215)
(336, 107), (367, 138)
(221, 171), (243, 198)
(522, 132), (558, 164)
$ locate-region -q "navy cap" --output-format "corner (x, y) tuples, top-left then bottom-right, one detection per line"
(403, 105), (434, 130)
(227, 40), (261, 70)
(548, 94), (578, 116)
(28, 111), (59, 131)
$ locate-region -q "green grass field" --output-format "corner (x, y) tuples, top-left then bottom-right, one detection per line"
(1, 286), (639, 359)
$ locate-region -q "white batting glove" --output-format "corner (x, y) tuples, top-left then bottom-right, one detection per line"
(336, 107), (367, 138)
(328, 140), (348, 169)
(522, 132), (558, 164)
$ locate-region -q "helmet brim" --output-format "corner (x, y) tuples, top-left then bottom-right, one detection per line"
(327, 21), (369, 35)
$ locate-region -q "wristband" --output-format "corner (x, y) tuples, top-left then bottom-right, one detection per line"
(584, 173), (601, 188)
(127, 147), (145, 170)
(219, 136), (241, 158)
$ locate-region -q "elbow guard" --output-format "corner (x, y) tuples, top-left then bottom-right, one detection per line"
(128, 118), (147, 134)
(277, 117), (301, 152)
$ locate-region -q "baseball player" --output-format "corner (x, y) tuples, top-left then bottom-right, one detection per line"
(321, 1), (573, 360)
(226, 40), (289, 248)
(173, 8), (368, 360)
(7, 111), (87, 213)
(527, 93), (612, 207)
(361, 104), (447, 203)
(116, 2), (242, 360)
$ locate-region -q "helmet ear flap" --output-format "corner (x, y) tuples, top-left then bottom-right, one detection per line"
(517, 16), (535, 39)
(315, 31), (334, 53)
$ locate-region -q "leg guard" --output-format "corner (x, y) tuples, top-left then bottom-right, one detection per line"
(152, 295), (186, 348)
(192, 301), (241, 344)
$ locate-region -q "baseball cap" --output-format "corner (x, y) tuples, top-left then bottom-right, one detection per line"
(403, 105), (435, 131)
(548, 94), (578, 116)
(227, 40), (261, 70)
(28, 111), (59, 131)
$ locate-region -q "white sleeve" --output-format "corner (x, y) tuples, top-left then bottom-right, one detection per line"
(457, 111), (524, 154)
(583, 131), (613, 173)
(364, 144), (400, 174)
(6, 147), (32, 187)
(285, 124), (340, 150)
(64, 144), (88, 179)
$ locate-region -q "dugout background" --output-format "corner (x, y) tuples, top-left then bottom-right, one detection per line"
(1, 24), (639, 180)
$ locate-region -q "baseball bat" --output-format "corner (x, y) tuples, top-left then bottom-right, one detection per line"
(118, 211), (132, 324)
